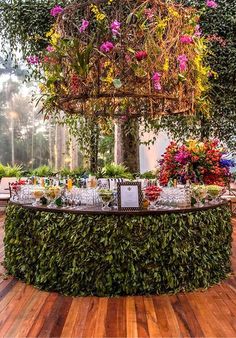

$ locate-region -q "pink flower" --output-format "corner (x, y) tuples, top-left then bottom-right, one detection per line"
(79, 19), (89, 33)
(177, 54), (188, 72)
(180, 35), (193, 44)
(135, 51), (148, 61)
(110, 20), (121, 36)
(152, 72), (162, 91)
(144, 8), (156, 21)
(50, 5), (63, 17)
(125, 54), (132, 63)
(194, 25), (202, 37)
(100, 41), (114, 53)
(46, 45), (54, 52)
(206, 0), (218, 8)
(175, 150), (191, 165)
(26, 55), (39, 65)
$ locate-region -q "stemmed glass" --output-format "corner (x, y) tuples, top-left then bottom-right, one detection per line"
(207, 185), (222, 204)
(144, 185), (162, 210)
(192, 185), (208, 207)
(32, 187), (45, 206)
(98, 189), (113, 211)
(45, 186), (61, 208)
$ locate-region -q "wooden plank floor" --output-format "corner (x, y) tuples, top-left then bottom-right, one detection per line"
(0, 214), (235, 338)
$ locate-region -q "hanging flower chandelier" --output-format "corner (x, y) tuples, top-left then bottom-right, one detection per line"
(37, 0), (211, 119)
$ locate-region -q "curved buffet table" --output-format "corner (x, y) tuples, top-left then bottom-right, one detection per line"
(4, 201), (232, 296)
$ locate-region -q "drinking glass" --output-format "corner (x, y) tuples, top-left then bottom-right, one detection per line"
(32, 187), (45, 206)
(192, 185), (207, 207)
(98, 189), (113, 210)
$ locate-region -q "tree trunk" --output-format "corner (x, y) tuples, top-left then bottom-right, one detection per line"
(115, 119), (140, 173)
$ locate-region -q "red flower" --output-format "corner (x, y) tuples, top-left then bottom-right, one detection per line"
(135, 51), (148, 61)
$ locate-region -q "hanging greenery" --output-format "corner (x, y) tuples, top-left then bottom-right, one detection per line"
(160, 0), (236, 150)
(29, 0), (212, 121)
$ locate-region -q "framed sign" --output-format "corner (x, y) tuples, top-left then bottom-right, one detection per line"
(117, 182), (143, 211)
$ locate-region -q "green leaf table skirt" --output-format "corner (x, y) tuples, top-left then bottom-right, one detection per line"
(4, 202), (232, 296)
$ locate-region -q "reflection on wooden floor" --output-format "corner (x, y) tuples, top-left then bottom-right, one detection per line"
(0, 214), (236, 337)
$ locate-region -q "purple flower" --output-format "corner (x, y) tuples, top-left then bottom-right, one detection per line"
(46, 45), (54, 52)
(177, 54), (188, 72)
(206, 0), (218, 8)
(152, 72), (162, 91)
(79, 19), (89, 33)
(180, 35), (193, 44)
(50, 5), (63, 17)
(220, 159), (235, 168)
(110, 20), (121, 36)
(194, 24), (202, 37)
(26, 55), (39, 65)
(100, 41), (114, 53)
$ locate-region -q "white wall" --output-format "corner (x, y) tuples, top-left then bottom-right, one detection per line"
(139, 130), (170, 173)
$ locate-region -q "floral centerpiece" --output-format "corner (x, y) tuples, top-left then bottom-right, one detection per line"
(159, 139), (233, 186)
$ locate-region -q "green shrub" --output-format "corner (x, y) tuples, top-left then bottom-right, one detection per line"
(0, 163), (6, 179)
(139, 171), (156, 179)
(59, 167), (72, 177)
(59, 167), (87, 178)
(0, 164), (22, 178)
(32, 165), (53, 177)
(101, 163), (133, 179)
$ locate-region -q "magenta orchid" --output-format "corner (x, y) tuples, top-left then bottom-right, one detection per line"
(100, 41), (114, 53)
(50, 5), (63, 17)
(177, 54), (188, 72)
(152, 72), (162, 91)
(206, 0), (218, 8)
(26, 55), (40, 65)
(110, 20), (121, 36)
(194, 25), (202, 37)
(180, 35), (193, 44)
(175, 149), (191, 165)
(46, 45), (54, 53)
(79, 19), (89, 33)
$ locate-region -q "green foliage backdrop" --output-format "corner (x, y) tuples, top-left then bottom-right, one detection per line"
(4, 203), (232, 296)
(162, 0), (236, 149)
(0, 0), (235, 149)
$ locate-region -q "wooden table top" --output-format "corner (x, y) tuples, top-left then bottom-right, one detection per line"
(9, 200), (229, 216)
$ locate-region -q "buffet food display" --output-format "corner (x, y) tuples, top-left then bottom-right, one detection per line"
(9, 176), (226, 211)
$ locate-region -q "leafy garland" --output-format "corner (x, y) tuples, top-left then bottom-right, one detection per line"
(4, 203), (232, 296)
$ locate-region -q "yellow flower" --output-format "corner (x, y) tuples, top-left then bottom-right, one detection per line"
(157, 19), (167, 31)
(187, 140), (204, 153)
(46, 28), (54, 38)
(50, 32), (61, 46)
(102, 67), (114, 84)
(39, 83), (47, 92)
(61, 84), (69, 94)
(168, 7), (180, 18)
(187, 140), (198, 152)
(163, 58), (169, 72)
(90, 4), (106, 21)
